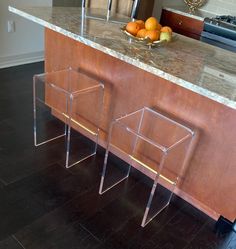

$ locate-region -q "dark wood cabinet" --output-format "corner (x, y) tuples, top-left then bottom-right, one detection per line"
(160, 9), (204, 40)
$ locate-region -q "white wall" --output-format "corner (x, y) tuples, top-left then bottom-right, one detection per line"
(201, 0), (236, 16)
(153, 0), (236, 20)
(0, 0), (52, 68)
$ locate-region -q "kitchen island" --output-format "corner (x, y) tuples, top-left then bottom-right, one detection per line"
(9, 6), (236, 222)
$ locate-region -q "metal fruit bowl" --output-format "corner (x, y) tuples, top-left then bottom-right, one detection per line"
(120, 26), (166, 47)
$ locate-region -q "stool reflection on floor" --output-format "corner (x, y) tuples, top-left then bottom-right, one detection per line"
(99, 107), (196, 227)
(33, 68), (104, 168)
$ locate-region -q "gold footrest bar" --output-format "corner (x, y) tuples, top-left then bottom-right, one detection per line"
(62, 112), (97, 136)
(129, 155), (175, 185)
(43, 102), (97, 136)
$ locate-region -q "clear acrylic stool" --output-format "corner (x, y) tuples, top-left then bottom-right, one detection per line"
(33, 68), (104, 168)
(99, 107), (195, 227)
(81, 0), (140, 22)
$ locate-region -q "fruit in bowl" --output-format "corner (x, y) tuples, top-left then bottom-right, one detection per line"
(136, 28), (147, 38)
(136, 20), (145, 29)
(160, 31), (172, 42)
(126, 21), (140, 36)
(125, 17), (173, 44)
(145, 30), (160, 42)
(160, 26), (173, 42)
(161, 26), (173, 34)
(145, 17), (162, 31)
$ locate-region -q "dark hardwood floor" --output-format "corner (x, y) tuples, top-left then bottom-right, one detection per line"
(0, 62), (235, 249)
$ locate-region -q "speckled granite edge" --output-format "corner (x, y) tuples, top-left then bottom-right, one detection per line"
(9, 6), (236, 110)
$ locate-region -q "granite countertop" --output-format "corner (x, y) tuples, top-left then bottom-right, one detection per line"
(9, 6), (236, 109)
(162, 5), (216, 21)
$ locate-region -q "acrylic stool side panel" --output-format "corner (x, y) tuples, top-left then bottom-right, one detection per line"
(33, 74), (67, 147)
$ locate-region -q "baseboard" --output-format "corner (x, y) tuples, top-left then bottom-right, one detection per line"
(174, 187), (220, 221)
(0, 51), (44, 69)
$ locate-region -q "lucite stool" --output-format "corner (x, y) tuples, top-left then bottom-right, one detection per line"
(33, 68), (104, 168)
(99, 107), (195, 227)
(81, 0), (140, 22)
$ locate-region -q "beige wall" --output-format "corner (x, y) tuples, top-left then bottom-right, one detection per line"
(0, 0), (52, 68)
(202, 0), (236, 15)
(154, 0), (236, 17)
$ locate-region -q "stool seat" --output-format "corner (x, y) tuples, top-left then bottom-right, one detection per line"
(99, 107), (196, 227)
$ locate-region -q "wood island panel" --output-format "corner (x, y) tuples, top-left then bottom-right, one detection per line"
(45, 28), (236, 222)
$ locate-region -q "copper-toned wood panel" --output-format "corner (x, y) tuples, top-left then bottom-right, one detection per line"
(45, 28), (236, 222)
(160, 9), (204, 40)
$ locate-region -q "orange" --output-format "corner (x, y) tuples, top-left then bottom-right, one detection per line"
(145, 30), (160, 42)
(126, 21), (140, 36)
(135, 20), (145, 29)
(136, 28), (147, 38)
(145, 17), (161, 31)
(160, 26), (173, 34)
(156, 22), (162, 31)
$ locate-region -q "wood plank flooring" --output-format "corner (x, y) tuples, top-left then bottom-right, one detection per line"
(0, 62), (235, 249)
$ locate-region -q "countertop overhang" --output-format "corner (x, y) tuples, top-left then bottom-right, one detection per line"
(162, 5), (217, 21)
(9, 6), (236, 109)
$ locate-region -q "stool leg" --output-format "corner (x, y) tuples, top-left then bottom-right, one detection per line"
(141, 153), (175, 227)
(33, 78), (37, 146)
(99, 122), (130, 194)
(65, 94), (74, 168)
(131, 0), (140, 19)
(65, 94), (99, 168)
(141, 132), (196, 227)
(106, 0), (112, 21)
(33, 77), (66, 147)
(128, 108), (145, 177)
(141, 181), (159, 227)
(65, 124), (71, 168)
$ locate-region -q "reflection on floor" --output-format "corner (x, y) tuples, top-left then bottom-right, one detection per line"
(0, 62), (235, 249)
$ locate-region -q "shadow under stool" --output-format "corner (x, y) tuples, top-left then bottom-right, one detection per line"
(33, 68), (104, 168)
(99, 106), (196, 227)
